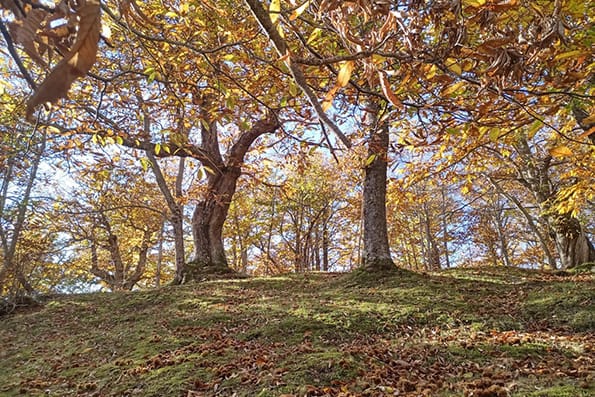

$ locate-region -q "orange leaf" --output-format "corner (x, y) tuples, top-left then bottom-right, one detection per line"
(321, 85), (339, 111)
(549, 145), (573, 157)
(378, 71), (402, 108)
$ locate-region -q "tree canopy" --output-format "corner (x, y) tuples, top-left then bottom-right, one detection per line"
(0, 0), (593, 294)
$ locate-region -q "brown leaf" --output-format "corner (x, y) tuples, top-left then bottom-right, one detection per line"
(26, 0), (101, 120)
(9, 9), (48, 67)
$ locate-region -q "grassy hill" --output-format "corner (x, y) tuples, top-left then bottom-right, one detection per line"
(0, 268), (593, 396)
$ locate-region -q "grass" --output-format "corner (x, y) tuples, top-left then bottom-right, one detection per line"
(0, 268), (593, 396)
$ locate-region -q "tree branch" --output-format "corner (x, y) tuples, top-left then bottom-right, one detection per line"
(243, 0), (351, 148)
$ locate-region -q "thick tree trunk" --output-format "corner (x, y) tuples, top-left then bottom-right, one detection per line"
(552, 214), (595, 270)
(184, 114), (279, 280)
(361, 103), (395, 272)
(187, 170), (239, 276)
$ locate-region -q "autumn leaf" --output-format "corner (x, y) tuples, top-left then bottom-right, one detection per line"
(26, 0), (101, 119)
(549, 145), (573, 157)
(321, 85), (339, 111)
(290, 1), (310, 21)
(337, 61), (354, 87)
(378, 71), (402, 108)
(269, 0), (281, 23)
(9, 9), (48, 67)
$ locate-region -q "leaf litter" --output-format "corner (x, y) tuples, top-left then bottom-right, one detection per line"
(0, 269), (593, 396)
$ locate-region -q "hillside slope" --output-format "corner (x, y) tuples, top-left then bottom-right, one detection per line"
(1, 268), (593, 396)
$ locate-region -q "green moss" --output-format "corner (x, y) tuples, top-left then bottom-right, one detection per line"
(1, 270), (593, 396)
(515, 383), (594, 396)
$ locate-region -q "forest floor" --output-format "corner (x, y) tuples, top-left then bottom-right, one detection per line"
(0, 267), (593, 397)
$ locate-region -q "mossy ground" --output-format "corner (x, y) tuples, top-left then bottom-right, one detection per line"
(0, 268), (593, 396)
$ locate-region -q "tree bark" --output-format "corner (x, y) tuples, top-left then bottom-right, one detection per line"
(184, 115), (279, 279)
(361, 102), (395, 272)
(552, 214), (595, 270)
(512, 138), (595, 269)
(0, 129), (46, 295)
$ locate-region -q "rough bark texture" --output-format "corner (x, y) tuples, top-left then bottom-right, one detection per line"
(361, 103), (395, 272)
(182, 114), (279, 281)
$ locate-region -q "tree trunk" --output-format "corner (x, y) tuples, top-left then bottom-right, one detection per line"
(0, 129), (46, 295)
(361, 102), (395, 272)
(512, 137), (594, 269)
(187, 169), (239, 276)
(552, 214), (595, 270)
(185, 114), (278, 279)
(486, 175), (557, 268)
(155, 219), (165, 287)
(440, 187), (451, 268)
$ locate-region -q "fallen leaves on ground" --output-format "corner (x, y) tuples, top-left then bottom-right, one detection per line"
(0, 269), (593, 396)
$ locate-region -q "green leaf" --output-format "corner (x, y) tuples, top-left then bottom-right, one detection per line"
(364, 154), (377, 167)
(489, 129), (500, 142)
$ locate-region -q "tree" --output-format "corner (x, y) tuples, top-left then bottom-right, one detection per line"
(58, 165), (165, 291)
(0, 119), (46, 295)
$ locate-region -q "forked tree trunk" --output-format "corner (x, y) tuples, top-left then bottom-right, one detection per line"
(361, 102), (395, 272)
(183, 115), (279, 280)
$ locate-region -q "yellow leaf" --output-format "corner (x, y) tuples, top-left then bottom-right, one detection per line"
(445, 58), (462, 75)
(549, 145), (573, 157)
(364, 154), (377, 167)
(464, 0), (486, 7)
(270, 0), (281, 23)
(155, 143), (161, 155)
(554, 50), (588, 61)
(290, 1), (309, 21)
(426, 64), (439, 79)
(337, 61), (354, 87)
(306, 28), (322, 45)
(443, 81), (465, 96)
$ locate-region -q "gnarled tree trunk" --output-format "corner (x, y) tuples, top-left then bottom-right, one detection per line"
(183, 114), (279, 280)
